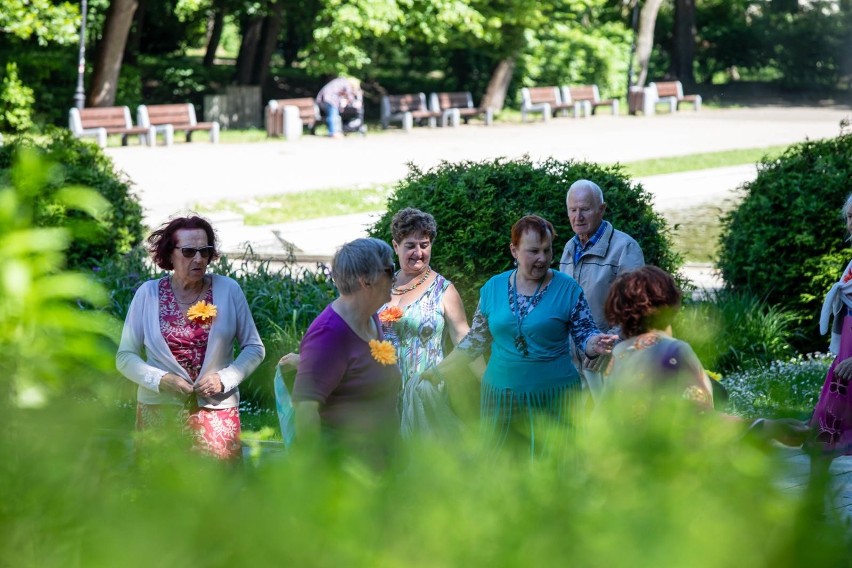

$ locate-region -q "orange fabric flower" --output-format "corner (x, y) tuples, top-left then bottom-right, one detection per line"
(379, 305), (404, 323)
(369, 339), (397, 366)
(187, 300), (217, 325)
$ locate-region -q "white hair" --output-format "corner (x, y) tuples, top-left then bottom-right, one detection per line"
(842, 193), (852, 220)
(567, 179), (604, 205)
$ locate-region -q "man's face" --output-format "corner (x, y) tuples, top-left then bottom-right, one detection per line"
(567, 187), (606, 245)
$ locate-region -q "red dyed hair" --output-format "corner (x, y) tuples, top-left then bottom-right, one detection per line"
(147, 215), (219, 270)
(605, 265), (682, 338)
(511, 215), (557, 247)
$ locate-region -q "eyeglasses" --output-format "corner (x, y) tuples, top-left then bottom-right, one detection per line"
(179, 246), (215, 259)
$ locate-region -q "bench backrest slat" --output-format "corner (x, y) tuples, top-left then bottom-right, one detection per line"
(386, 93), (428, 113)
(524, 87), (560, 105)
(79, 106), (132, 129)
(568, 85), (599, 102)
(270, 98), (319, 122)
(433, 91), (474, 110)
(652, 81), (683, 98)
(144, 104), (195, 125)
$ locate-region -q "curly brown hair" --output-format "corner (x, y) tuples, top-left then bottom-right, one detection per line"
(604, 265), (682, 338)
(147, 216), (219, 270)
(390, 208), (437, 243)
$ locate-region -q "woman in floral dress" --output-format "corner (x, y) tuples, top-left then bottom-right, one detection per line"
(377, 208), (472, 437)
(117, 216), (265, 460)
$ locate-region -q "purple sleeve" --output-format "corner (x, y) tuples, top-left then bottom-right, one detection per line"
(292, 317), (349, 404)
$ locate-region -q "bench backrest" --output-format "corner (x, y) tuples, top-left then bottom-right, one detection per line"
(268, 98), (319, 123)
(522, 86), (561, 106)
(650, 81), (683, 99)
(382, 93), (428, 115)
(139, 103), (196, 127)
(567, 85), (600, 103)
(77, 106), (133, 129)
(431, 91), (474, 111)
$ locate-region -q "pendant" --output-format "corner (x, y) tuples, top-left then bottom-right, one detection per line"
(514, 334), (529, 357)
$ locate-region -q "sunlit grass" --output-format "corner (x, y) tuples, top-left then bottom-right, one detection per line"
(619, 144), (789, 177)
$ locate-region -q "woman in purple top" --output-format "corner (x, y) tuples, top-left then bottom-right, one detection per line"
(292, 238), (402, 469)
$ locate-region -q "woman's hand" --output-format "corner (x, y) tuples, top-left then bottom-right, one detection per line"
(279, 352), (301, 370)
(834, 358), (852, 380)
(585, 334), (619, 358)
(195, 372), (223, 397)
(160, 373), (194, 395)
(762, 418), (811, 447)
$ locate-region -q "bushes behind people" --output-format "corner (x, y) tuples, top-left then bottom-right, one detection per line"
(0, 129), (145, 270)
(368, 157), (682, 314)
(717, 129), (852, 352)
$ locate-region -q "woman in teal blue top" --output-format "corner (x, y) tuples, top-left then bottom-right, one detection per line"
(425, 215), (617, 458)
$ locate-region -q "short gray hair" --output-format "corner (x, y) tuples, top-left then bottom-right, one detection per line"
(331, 237), (394, 295)
(567, 179), (605, 205)
(842, 193), (852, 221)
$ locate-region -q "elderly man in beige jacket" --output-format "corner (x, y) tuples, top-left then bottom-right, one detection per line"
(559, 179), (644, 399)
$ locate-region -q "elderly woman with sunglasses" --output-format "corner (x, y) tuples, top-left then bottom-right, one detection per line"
(291, 238), (402, 470)
(117, 215), (265, 460)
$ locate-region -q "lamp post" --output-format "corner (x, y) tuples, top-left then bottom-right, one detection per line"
(625, 0), (641, 112)
(73, 0), (88, 110)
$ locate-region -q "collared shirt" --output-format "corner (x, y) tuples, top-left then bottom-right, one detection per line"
(572, 221), (608, 265)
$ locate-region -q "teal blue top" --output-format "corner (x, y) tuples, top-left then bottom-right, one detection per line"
(476, 269), (587, 394)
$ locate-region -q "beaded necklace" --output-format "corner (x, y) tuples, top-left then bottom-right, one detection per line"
(512, 269), (548, 357)
(391, 267), (432, 295)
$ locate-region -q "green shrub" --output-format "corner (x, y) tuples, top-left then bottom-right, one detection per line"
(717, 130), (852, 352)
(0, 62), (35, 132)
(0, 129), (145, 269)
(674, 290), (797, 374)
(369, 157), (682, 314)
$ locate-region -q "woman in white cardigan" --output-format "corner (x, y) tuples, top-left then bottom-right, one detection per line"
(117, 216), (265, 459)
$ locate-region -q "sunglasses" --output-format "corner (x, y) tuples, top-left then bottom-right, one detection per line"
(179, 246), (215, 259)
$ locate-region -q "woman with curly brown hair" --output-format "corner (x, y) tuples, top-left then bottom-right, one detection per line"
(602, 265), (807, 443)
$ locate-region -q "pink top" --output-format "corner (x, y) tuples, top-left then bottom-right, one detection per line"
(158, 278), (213, 381)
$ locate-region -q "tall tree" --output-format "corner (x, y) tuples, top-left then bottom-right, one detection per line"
(634, 0), (664, 86)
(88, 0), (138, 107)
(203, 0), (229, 66)
(671, 0), (696, 85)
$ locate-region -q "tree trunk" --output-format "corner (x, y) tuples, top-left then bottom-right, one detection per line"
(480, 57), (515, 111)
(634, 0), (664, 87)
(235, 15), (263, 84)
(203, 1), (227, 67)
(88, 0), (138, 107)
(252, 1), (285, 86)
(671, 0), (696, 86)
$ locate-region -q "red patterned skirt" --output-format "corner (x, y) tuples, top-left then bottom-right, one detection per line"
(136, 403), (242, 461)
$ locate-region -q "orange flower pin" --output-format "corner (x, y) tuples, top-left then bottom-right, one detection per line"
(369, 339), (397, 366)
(187, 300), (217, 325)
(379, 305), (404, 323)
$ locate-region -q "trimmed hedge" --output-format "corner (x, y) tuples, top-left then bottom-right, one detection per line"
(368, 157), (682, 313)
(717, 130), (852, 351)
(0, 128), (145, 269)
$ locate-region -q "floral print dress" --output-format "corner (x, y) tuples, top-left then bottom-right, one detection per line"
(809, 308), (852, 455)
(135, 278), (241, 460)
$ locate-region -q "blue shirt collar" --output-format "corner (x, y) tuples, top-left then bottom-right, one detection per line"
(572, 221), (607, 265)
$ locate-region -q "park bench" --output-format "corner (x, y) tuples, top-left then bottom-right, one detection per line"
(562, 85), (619, 116)
(137, 103), (219, 144)
(380, 93), (441, 131)
(429, 91), (493, 127)
(648, 81), (702, 113)
(69, 106), (157, 148)
(519, 86), (576, 122)
(265, 97), (321, 139)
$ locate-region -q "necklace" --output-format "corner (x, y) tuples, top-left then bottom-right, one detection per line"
(392, 267), (432, 295)
(171, 276), (206, 306)
(512, 269), (547, 357)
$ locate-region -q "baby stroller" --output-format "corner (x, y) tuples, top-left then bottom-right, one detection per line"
(319, 103), (367, 136)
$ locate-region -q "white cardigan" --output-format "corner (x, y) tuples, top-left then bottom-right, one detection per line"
(116, 274), (265, 409)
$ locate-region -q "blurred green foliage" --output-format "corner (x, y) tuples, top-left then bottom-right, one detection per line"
(717, 129), (852, 352)
(368, 157), (682, 316)
(0, 63), (35, 133)
(0, 130), (145, 270)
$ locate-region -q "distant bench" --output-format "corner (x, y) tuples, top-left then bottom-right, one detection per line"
(69, 106), (157, 148)
(137, 103), (219, 144)
(266, 97), (320, 139)
(648, 81), (702, 112)
(520, 86), (577, 122)
(380, 93), (441, 131)
(430, 91), (493, 127)
(563, 85), (619, 116)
